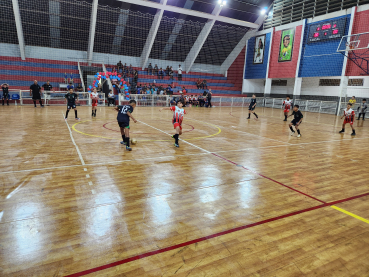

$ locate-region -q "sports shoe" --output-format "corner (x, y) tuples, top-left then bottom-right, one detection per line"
(339, 130), (345, 133)
(290, 131), (295, 136)
(75, 118), (80, 121)
(126, 146), (132, 151)
(120, 141), (126, 145)
(94, 113), (96, 117)
(283, 119), (287, 121)
(174, 143), (179, 148)
(65, 117), (67, 120)
(297, 134), (301, 138)
(351, 132), (356, 136)
(41, 105), (44, 108)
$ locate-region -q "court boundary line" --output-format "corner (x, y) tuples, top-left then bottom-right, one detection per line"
(63, 112), (85, 165)
(64, 192), (369, 277)
(331, 205), (369, 224)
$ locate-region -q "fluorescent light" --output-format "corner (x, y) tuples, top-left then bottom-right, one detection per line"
(223, 1), (227, 5)
(261, 9), (266, 14)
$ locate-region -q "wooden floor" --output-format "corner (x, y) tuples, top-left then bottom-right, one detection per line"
(0, 105), (369, 277)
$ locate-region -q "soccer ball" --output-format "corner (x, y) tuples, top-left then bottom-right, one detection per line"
(131, 138), (137, 145)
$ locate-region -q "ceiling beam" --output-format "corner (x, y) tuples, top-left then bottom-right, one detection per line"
(117, 0), (259, 29)
(87, 0), (98, 65)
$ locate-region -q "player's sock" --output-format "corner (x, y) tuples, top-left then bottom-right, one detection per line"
(7, 100), (9, 105)
(2, 99), (4, 105)
(74, 110), (78, 118)
(126, 137), (130, 147)
(247, 115), (250, 119)
(122, 134), (126, 142)
(297, 129), (300, 135)
(65, 110), (69, 118)
(173, 134), (179, 144)
(33, 100), (37, 107)
(254, 113), (258, 118)
(290, 126), (295, 132)
(94, 110), (97, 116)
(39, 100), (43, 106)
(284, 115), (287, 120)
(92, 110), (94, 116)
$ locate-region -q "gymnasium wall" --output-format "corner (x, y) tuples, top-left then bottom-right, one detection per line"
(227, 46), (246, 89)
(244, 32), (271, 79)
(268, 25), (303, 79)
(298, 14), (351, 78)
(346, 7), (369, 76)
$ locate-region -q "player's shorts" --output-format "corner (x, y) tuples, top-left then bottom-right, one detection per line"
(67, 103), (76, 109)
(92, 99), (98, 107)
(284, 109), (290, 113)
(45, 92), (51, 100)
(173, 122), (182, 130)
(32, 94), (41, 100)
(2, 93), (10, 99)
(118, 121), (130, 129)
(343, 118), (354, 125)
(249, 105), (255, 111)
(291, 119), (301, 126)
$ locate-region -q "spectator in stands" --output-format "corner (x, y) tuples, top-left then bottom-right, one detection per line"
(97, 83), (103, 93)
(64, 72), (68, 84)
(76, 83), (83, 92)
(202, 79), (208, 89)
(123, 63), (128, 73)
(166, 85), (173, 95)
(197, 78), (202, 89)
(349, 96), (356, 105)
(143, 84), (147, 92)
(148, 63), (153, 75)
(206, 88), (212, 108)
(42, 80), (54, 106)
(182, 86), (187, 95)
(70, 73), (74, 84)
(178, 65), (183, 81)
(198, 94), (205, 107)
(129, 64), (133, 77)
(154, 64), (159, 76)
(165, 66), (170, 76)
(169, 69), (174, 80)
(112, 67), (117, 74)
(133, 70), (138, 83)
(67, 82), (74, 90)
(108, 90), (115, 106)
(117, 61), (123, 72)
(158, 68), (164, 79)
(170, 96), (177, 106)
(30, 80), (44, 108)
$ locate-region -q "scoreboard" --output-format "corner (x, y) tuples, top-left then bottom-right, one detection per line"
(307, 18), (347, 43)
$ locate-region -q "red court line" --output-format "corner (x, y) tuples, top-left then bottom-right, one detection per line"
(64, 191), (369, 277)
(211, 153), (326, 204)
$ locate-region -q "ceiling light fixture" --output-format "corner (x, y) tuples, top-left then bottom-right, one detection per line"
(261, 7), (268, 15)
(218, 0), (226, 7)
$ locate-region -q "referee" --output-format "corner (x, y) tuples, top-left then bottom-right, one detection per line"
(30, 80), (44, 107)
(42, 80), (54, 106)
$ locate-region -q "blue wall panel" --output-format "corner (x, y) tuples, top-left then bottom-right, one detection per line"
(244, 32), (271, 79)
(298, 15), (351, 77)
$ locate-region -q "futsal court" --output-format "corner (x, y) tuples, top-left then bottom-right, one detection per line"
(1, 105), (369, 276)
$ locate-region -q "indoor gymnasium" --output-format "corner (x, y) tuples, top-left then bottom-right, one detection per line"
(1, 0), (369, 276)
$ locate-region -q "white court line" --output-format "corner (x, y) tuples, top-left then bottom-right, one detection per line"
(137, 119), (211, 153)
(63, 112), (85, 165)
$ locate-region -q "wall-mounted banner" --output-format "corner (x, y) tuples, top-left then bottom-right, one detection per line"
(253, 34), (266, 64)
(278, 28), (295, 62)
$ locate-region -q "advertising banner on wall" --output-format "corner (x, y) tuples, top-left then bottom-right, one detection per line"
(253, 34), (266, 64)
(278, 28), (295, 62)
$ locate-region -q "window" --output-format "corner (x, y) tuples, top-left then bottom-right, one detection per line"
(319, 79), (341, 86)
(271, 79), (288, 86)
(348, 79), (364, 86)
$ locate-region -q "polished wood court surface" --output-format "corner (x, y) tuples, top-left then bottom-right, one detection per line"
(0, 105), (368, 277)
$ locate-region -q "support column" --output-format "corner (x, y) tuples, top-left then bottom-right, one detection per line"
(87, 0), (98, 65)
(49, 0), (60, 48)
(11, 0), (26, 60)
(264, 28), (274, 98)
(183, 5), (222, 73)
(337, 6), (356, 115)
(140, 0), (167, 70)
(293, 19), (306, 100)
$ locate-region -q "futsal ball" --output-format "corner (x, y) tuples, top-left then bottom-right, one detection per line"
(131, 138), (137, 145)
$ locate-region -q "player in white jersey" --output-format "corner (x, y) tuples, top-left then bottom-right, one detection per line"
(339, 103), (356, 136)
(282, 95), (293, 121)
(159, 100), (191, 147)
(91, 87), (99, 117)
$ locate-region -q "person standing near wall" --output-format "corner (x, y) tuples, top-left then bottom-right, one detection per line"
(178, 65), (183, 81)
(30, 80), (44, 108)
(42, 80), (54, 106)
(206, 88), (212, 108)
(1, 83), (10, 106)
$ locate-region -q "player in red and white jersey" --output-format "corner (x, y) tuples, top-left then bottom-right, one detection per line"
(91, 87), (99, 117)
(192, 95), (198, 106)
(159, 100), (191, 147)
(282, 95), (293, 121)
(339, 103), (356, 136)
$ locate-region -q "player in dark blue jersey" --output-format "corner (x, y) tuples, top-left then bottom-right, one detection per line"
(1, 83), (10, 106)
(114, 100), (137, 151)
(247, 94), (258, 119)
(64, 88), (80, 120)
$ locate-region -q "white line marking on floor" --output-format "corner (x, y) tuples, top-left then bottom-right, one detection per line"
(91, 190), (96, 194)
(84, 168), (87, 171)
(89, 181), (93, 186)
(137, 119), (211, 153)
(86, 174), (90, 178)
(62, 112), (85, 165)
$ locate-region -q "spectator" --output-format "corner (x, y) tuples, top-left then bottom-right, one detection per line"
(178, 64), (183, 81)
(70, 73), (74, 84)
(108, 89), (115, 106)
(64, 72), (68, 84)
(30, 80), (44, 107)
(133, 70), (138, 84)
(123, 63), (128, 73)
(202, 79), (208, 89)
(198, 94), (205, 107)
(192, 95), (199, 106)
(112, 67), (117, 73)
(158, 68), (164, 79)
(148, 63), (153, 75)
(117, 61), (123, 72)
(197, 78), (202, 89)
(166, 85), (173, 95)
(169, 69), (174, 80)
(76, 83), (83, 92)
(97, 83), (103, 93)
(170, 96), (177, 106)
(42, 80), (54, 106)
(67, 82), (74, 90)
(154, 64), (159, 76)
(129, 64), (133, 77)
(182, 86), (187, 95)
(1, 83), (10, 106)
(165, 66), (170, 76)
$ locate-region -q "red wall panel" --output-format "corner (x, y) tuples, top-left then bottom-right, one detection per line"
(268, 25), (302, 78)
(346, 9), (369, 76)
(227, 46), (246, 89)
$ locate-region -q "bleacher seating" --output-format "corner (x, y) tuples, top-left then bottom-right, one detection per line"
(0, 56), (82, 91)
